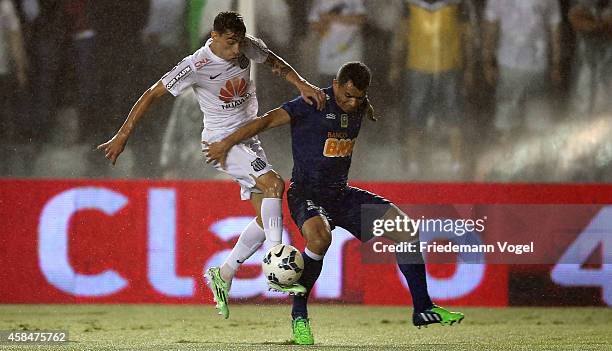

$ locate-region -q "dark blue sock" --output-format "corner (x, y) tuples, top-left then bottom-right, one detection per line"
(396, 251), (433, 313)
(292, 252), (323, 320)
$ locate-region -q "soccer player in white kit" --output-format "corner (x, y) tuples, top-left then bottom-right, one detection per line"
(98, 12), (325, 319)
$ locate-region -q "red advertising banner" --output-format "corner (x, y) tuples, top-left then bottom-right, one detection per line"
(1, 179), (610, 306)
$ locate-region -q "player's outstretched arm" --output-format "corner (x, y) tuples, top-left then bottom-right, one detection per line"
(205, 108), (291, 169)
(263, 51), (325, 111)
(97, 80), (168, 165)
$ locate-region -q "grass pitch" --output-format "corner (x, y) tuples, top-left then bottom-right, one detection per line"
(0, 304), (610, 350)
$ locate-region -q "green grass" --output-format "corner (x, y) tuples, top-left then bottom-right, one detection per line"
(0, 305), (610, 350)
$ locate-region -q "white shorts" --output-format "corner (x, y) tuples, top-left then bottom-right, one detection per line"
(203, 133), (273, 201)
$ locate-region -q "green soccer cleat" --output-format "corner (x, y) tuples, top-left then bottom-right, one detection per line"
(413, 305), (464, 328)
(268, 281), (307, 296)
(205, 267), (230, 319)
(292, 317), (314, 345)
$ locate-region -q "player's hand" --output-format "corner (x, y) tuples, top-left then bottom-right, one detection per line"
(298, 80), (326, 111)
(204, 140), (231, 170)
(97, 134), (128, 166)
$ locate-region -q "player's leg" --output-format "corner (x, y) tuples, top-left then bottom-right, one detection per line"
(380, 205), (464, 327)
(292, 215), (331, 315)
(252, 170), (284, 247)
(290, 215), (330, 345)
(246, 190), (306, 296)
(213, 169), (284, 287)
(214, 169), (285, 283)
(206, 194), (265, 319)
(286, 187), (333, 345)
(335, 187), (464, 327)
(217, 192), (267, 285)
(204, 141), (274, 318)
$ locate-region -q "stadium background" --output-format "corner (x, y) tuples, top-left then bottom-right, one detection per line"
(0, 0), (611, 348)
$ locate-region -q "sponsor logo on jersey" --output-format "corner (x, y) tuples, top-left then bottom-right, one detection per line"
(341, 114), (349, 128)
(195, 58), (212, 69)
(326, 113), (336, 119)
(323, 138), (356, 158)
(219, 78), (253, 109)
(209, 72), (222, 80)
(166, 66), (192, 90)
(238, 55), (249, 69)
(219, 78), (248, 103)
(327, 131), (348, 139)
(251, 157), (267, 172)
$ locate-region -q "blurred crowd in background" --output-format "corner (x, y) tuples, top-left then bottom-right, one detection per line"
(1, 0), (611, 182)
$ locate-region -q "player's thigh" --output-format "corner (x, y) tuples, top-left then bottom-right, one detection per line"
(331, 186), (391, 242)
(213, 141), (274, 201)
(287, 187), (333, 249)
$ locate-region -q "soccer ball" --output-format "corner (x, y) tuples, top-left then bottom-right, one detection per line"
(262, 244), (304, 285)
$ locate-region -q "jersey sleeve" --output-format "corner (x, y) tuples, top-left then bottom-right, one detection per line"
(161, 56), (196, 96)
(281, 96), (313, 120)
(241, 35), (270, 64)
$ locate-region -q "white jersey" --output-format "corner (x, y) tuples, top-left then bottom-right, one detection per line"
(161, 35), (270, 141)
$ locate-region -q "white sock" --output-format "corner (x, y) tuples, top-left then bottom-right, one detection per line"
(261, 198), (282, 247)
(305, 247), (324, 261)
(220, 218), (265, 283)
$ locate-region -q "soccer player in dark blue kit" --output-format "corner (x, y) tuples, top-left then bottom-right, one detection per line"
(206, 62), (464, 345)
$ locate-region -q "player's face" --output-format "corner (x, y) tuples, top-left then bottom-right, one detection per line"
(333, 80), (367, 113)
(210, 30), (243, 61)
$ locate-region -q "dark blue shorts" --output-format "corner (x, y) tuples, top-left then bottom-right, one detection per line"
(287, 184), (391, 242)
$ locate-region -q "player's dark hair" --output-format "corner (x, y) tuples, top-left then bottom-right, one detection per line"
(213, 12), (246, 37)
(336, 62), (371, 91)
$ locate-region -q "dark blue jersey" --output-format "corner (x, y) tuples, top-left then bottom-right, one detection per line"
(281, 87), (365, 192)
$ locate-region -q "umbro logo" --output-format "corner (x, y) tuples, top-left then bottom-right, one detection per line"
(326, 113), (336, 119)
(210, 72), (222, 79)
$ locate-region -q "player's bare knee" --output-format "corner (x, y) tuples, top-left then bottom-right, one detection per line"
(302, 216), (332, 254)
(305, 228), (332, 254)
(256, 171), (285, 198)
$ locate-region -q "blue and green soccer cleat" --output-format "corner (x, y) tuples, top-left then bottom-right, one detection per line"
(292, 317), (314, 345)
(205, 267), (230, 319)
(413, 305), (464, 328)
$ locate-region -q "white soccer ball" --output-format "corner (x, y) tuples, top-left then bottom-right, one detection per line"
(262, 244), (304, 285)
